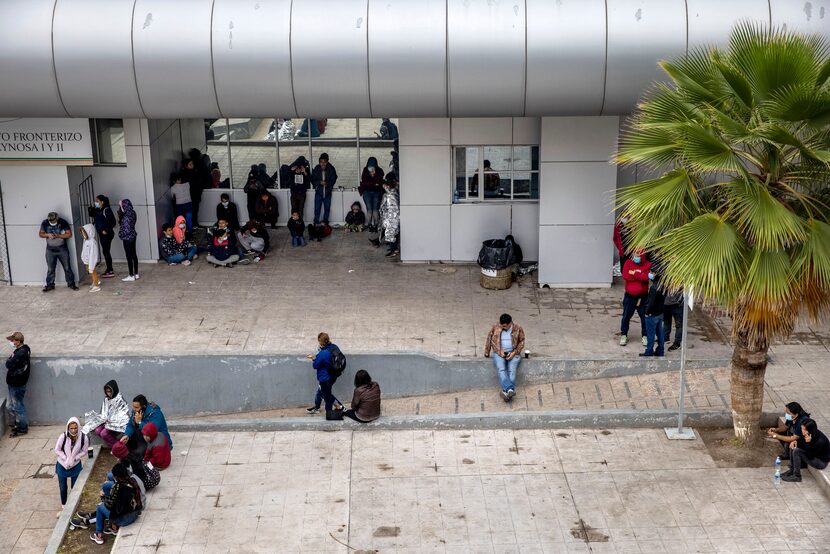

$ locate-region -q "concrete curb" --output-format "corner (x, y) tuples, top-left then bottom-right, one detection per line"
(0, 398), (5, 436)
(808, 466), (830, 501)
(45, 445), (101, 554)
(169, 409), (780, 432)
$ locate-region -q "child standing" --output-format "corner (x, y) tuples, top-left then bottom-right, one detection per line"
(287, 211), (306, 247)
(55, 417), (89, 515)
(80, 224), (101, 292)
(344, 201), (366, 232)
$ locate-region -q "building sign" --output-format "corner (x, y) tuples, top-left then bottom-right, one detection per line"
(0, 118), (93, 165)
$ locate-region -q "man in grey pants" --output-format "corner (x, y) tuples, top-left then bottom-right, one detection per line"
(39, 212), (78, 292)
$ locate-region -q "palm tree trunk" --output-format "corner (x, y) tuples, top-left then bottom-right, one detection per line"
(730, 333), (769, 445)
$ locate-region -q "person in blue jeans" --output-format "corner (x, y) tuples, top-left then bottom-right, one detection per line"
(85, 463), (142, 544)
(640, 272), (666, 357)
(306, 332), (344, 414)
(484, 314), (526, 402)
(288, 211), (306, 247)
(5, 331), (30, 437)
(312, 153), (338, 225)
(55, 417), (89, 512)
(159, 223), (198, 266)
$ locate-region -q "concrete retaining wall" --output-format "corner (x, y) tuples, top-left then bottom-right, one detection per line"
(25, 354), (728, 424)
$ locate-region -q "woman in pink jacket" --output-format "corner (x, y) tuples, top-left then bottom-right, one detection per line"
(55, 416), (89, 514)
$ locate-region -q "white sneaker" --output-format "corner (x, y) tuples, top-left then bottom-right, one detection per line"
(619, 335), (628, 346)
(182, 260), (192, 266)
(168, 262), (178, 266)
(134, 273), (140, 280)
(121, 275), (136, 282)
(89, 286), (101, 293)
(193, 254), (199, 260)
(641, 336), (648, 346)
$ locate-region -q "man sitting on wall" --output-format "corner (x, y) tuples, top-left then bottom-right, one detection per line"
(484, 313), (525, 402)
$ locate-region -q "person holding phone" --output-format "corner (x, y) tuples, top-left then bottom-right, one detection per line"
(120, 395), (173, 452)
(484, 314), (526, 402)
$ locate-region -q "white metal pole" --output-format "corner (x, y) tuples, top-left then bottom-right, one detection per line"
(677, 288), (690, 432)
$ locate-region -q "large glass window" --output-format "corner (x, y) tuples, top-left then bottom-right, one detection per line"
(90, 119), (126, 165)
(453, 145), (539, 202)
(358, 118), (398, 180)
(312, 119), (359, 187)
(226, 118), (278, 189)
(205, 119), (231, 188)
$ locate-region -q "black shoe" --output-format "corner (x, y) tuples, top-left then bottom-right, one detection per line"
(69, 516), (89, 529)
(668, 343), (681, 351)
(782, 467), (794, 477)
(781, 473), (802, 482)
(42, 285), (55, 293)
(10, 429), (27, 437)
(306, 407), (320, 414)
(101, 271), (115, 279)
(385, 250), (395, 257)
(68, 283), (79, 291)
(638, 352), (654, 357)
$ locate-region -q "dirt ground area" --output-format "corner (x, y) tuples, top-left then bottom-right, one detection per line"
(58, 449), (117, 553)
(699, 427), (783, 468)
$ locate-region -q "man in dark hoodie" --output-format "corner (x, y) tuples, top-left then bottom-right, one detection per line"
(290, 157), (311, 215)
(90, 195), (117, 277)
(216, 193), (240, 231)
(640, 271), (666, 357)
(5, 331), (30, 437)
(312, 153), (338, 225)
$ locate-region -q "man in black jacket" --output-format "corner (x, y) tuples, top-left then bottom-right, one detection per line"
(216, 193), (240, 231)
(639, 273), (666, 357)
(312, 153), (338, 225)
(90, 195), (117, 277)
(5, 331), (30, 436)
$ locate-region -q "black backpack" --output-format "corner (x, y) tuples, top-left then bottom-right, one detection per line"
(328, 345), (347, 378)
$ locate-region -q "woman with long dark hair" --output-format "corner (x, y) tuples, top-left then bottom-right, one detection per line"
(118, 199), (139, 281)
(344, 370), (381, 423)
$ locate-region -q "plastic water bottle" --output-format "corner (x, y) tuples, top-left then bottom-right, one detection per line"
(774, 456), (782, 484)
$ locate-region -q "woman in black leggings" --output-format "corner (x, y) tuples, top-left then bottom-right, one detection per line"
(117, 199), (140, 281)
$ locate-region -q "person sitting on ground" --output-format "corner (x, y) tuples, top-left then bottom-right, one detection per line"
(84, 462), (143, 544)
(79, 224), (101, 293)
(620, 251), (651, 347)
(344, 201), (366, 232)
(120, 395), (173, 451)
(288, 211), (306, 247)
(94, 454), (148, 506)
(110, 441), (156, 490)
(640, 271), (666, 357)
(344, 370), (381, 423)
(254, 191), (278, 229)
(307, 223), (332, 242)
(237, 220), (270, 260)
(82, 380), (130, 448)
(141, 422), (171, 470)
(55, 417), (89, 514)
(207, 228), (241, 267)
(768, 401), (812, 457)
(160, 222), (198, 266)
(485, 313), (525, 402)
(306, 332), (344, 414)
(216, 192), (240, 231)
(782, 419), (830, 482)
(379, 173), (400, 257)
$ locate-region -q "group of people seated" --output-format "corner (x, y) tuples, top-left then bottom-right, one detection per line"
(767, 401), (830, 482)
(55, 380), (172, 545)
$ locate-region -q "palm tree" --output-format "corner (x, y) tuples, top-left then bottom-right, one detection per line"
(615, 23), (830, 444)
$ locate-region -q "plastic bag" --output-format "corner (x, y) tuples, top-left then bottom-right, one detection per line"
(477, 239), (515, 270)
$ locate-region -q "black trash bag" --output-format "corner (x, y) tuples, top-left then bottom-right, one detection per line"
(477, 239), (515, 270)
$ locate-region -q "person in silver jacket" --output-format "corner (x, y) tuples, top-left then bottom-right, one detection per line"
(380, 173), (400, 257)
(82, 379), (131, 448)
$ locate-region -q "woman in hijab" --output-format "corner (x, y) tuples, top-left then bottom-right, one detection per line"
(118, 199), (139, 282)
(55, 417), (89, 513)
(82, 380), (130, 448)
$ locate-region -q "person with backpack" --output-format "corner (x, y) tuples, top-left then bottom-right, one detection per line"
(84, 462), (143, 544)
(55, 417), (89, 514)
(306, 332), (345, 415)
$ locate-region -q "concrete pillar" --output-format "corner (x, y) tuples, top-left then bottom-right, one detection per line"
(538, 116), (619, 287)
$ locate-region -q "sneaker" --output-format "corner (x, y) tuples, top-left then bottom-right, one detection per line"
(253, 256), (261, 263)
(121, 275), (136, 282)
(238, 258), (251, 265)
(134, 273), (140, 280)
(101, 271), (115, 278)
(10, 429), (27, 437)
(68, 283), (79, 291)
(385, 250), (395, 257)
(69, 516), (89, 529)
(306, 407), (320, 414)
(89, 532), (104, 545)
(639, 352), (654, 357)
(781, 473), (802, 482)
(75, 511), (95, 522)
(103, 526), (117, 536)
(500, 390), (509, 401)
(42, 285), (55, 293)
(89, 286), (101, 293)
(782, 467), (794, 477)
(193, 254), (199, 260)
(619, 335), (628, 346)
(168, 262), (179, 266)
(507, 389), (516, 400)
(641, 336), (648, 346)
(668, 343), (681, 352)
(182, 260), (192, 266)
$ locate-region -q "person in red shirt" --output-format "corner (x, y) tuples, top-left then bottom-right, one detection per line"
(620, 251), (651, 346)
(142, 423), (171, 470)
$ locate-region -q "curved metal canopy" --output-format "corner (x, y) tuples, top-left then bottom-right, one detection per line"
(0, 0), (827, 119)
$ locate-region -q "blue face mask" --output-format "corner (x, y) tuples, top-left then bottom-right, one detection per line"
(94, 202), (101, 209)
(632, 256), (642, 264)
(648, 272), (655, 281)
(785, 413), (793, 422)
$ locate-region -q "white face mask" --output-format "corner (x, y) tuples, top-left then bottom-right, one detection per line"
(221, 202), (229, 207)
(8, 342), (15, 349)
(179, 224), (186, 229)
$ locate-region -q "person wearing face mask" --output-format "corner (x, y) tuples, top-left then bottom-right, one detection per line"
(215, 193), (240, 231)
(5, 332), (30, 437)
(39, 211), (78, 292)
(206, 228), (240, 267)
(237, 220), (269, 260)
(640, 271), (666, 357)
(782, 419), (830, 482)
(619, 251), (651, 347)
(90, 195), (117, 278)
(55, 416), (89, 514)
(312, 152), (338, 225)
(169, 171), (193, 235)
(359, 157), (385, 232)
(768, 401), (811, 457)
(159, 223), (196, 266)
